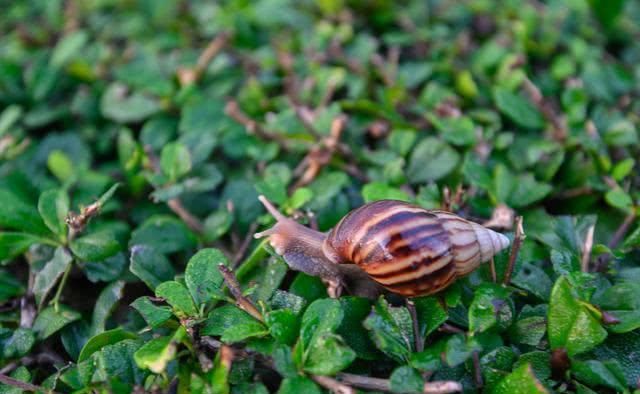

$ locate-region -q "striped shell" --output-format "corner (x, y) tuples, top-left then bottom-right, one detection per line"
(322, 200), (510, 297)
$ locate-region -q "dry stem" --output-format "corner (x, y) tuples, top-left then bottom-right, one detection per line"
(177, 32), (230, 86)
(522, 76), (566, 141)
(312, 375), (355, 394)
(225, 100), (292, 150)
(0, 373), (48, 393)
(581, 224), (595, 272)
(218, 264), (263, 322)
(502, 216), (525, 285)
(337, 373), (462, 394)
(144, 145), (205, 234)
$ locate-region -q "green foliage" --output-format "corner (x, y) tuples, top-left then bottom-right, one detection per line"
(0, 0), (639, 392)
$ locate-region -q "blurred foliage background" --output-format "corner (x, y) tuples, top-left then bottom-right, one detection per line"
(0, 0), (639, 393)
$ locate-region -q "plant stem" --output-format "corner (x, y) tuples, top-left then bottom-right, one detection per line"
(235, 239), (269, 280)
(502, 216), (525, 285)
(52, 262), (72, 312)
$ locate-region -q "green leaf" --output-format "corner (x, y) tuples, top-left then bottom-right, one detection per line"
(155, 281), (198, 318)
(101, 82), (161, 123)
(129, 245), (176, 290)
(130, 215), (196, 254)
(47, 150), (76, 182)
(468, 284), (514, 333)
(0, 232), (49, 261)
(336, 297), (378, 360)
(547, 277), (607, 356)
(300, 298), (344, 351)
(33, 305), (81, 340)
(203, 210), (233, 242)
(509, 316), (546, 346)
(78, 328), (137, 362)
(134, 327), (186, 374)
(131, 297), (173, 328)
(0, 189), (49, 235)
(97, 339), (146, 385)
(0, 366), (31, 394)
(0, 269), (24, 302)
(1, 328), (35, 358)
(407, 137), (460, 183)
(37, 189), (69, 237)
(414, 296), (448, 339)
(604, 188), (633, 212)
(202, 305), (268, 343)
(303, 333), (356, 375)
(277, 376), (322, 394)
(70, 230), (120, 261)
(593, 331), (640, 386)
(51, 31), (88, 67)
(493, 87), (544, 129)
(185, 248), (229, 307)
(160, 142), (192, 181)
(362, 182), (410, 203)
(91, 280), (125, 336)
(265, 309), (300, 345)
(363, 297), (413, 363)
(33, 247), (73, 306)
(571, 360), (627, 392)
(491, 363), (549, 394)
(390, 366), (424, 394)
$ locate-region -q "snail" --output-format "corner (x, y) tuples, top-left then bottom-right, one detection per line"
(255, 196), (510, 297)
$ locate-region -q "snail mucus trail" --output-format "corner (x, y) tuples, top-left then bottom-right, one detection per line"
(254, 196), (510, 298)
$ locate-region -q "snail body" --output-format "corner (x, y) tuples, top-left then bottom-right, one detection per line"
(255, 197), (510, 297)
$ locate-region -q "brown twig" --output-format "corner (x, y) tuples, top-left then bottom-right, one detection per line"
(489, 257), (497, 283)
(502, 216), (525, 285)
(225, 100), (293, 151)
(438, 323), (465, 334)
(406, 299), (424, 352)
(522, 76), (566, 141)
(312, 375), (356, 394)
(232, 222), (258, 267)
(472, 351), (483, 389)
(0, 351), (65, 375)
(144, 145), (205, 234)
(608, 210), (636, 249)
(167, 199), (204, 234)
(0, 373), (47, 393)
(218, 265), (263, 322)
(337, 373), (461, 394)
(177, 32), (230, 86)
(581, 224), (595, 272)
(219, 345), (235, 370)
(291, 115), (347, 190)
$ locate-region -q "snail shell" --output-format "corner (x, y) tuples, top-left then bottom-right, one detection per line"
(255, 197), (510, 297)
(322, 200), (509, 296)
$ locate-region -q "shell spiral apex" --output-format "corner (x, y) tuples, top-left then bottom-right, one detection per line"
(256, 196), (511, 297)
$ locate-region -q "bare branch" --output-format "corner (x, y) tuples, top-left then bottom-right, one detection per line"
(407, 299), (424, 352)
(503, 216), (525, 285)
(218, 264), (263, 322)
(144, 145), (204, 234)
(581, 224), (595, 272)
(225, 100), (293, 151)
(337, 373), (462, 394)
(177, 32), (230, 86)
(167, 199), (204, 234)
(312, 375), (355, 394)
(522, 76), (567, 141)
(0, 373), (48, 393)
(608, 211), (636, 249)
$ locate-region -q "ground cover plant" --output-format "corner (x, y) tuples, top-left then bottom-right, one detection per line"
(1, 0), (639, 393)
